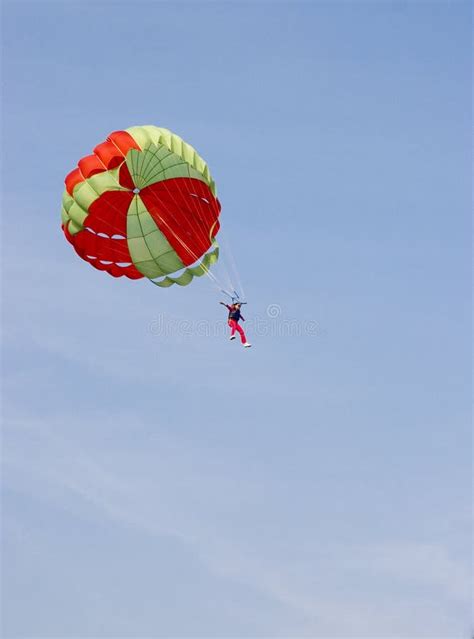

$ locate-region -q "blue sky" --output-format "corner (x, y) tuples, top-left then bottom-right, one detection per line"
(1, 1), (471, 637)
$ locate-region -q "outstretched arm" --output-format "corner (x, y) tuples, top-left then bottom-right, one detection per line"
(219, 302), (232, 310)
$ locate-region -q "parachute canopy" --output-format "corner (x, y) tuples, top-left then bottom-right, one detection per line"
(61, 125), (221, 287)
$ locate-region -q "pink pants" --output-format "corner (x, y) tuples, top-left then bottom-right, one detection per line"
(228, 319), (247, 344)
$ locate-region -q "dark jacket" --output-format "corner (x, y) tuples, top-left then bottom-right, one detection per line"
(226, 304), (244, 322)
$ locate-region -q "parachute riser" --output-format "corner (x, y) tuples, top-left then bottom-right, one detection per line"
(221, 289), (247, 305)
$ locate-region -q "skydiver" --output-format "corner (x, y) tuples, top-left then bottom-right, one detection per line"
(219, 301), (251, 347)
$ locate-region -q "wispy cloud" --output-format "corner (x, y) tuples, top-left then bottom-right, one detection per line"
(3, 414), (470, 637)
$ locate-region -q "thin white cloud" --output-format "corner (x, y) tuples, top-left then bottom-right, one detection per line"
(3, 415), (470, 638)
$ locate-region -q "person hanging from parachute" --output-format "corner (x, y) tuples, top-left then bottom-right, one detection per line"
(61, 124), (253, 348)
(220, 300), (251, 347)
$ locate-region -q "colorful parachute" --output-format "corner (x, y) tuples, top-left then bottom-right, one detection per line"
(61, 125), (221, 287)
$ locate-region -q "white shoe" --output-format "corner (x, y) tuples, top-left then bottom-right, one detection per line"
(230, 335), (236, 341)
(243, 342), (252, 348)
